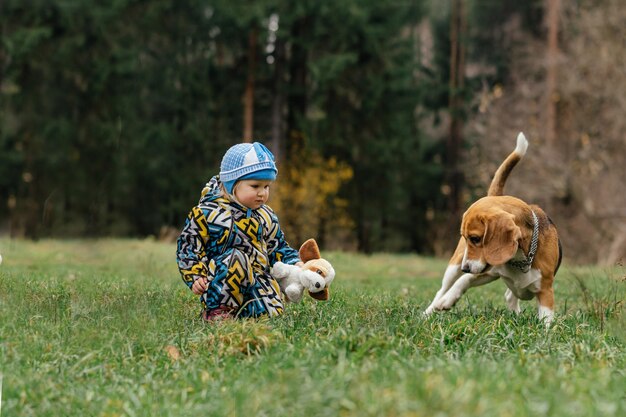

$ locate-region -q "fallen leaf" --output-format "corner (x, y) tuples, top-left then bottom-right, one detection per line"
(165, 345), (181, 361)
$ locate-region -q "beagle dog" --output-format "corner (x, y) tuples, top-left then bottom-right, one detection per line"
(424, 133), (562, 324)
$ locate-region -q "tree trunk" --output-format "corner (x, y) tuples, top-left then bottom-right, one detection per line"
(446, 0), (466, 217)
(243, 27), (257, 143)
(287, 17), (309, 159)
(356, 207), (371, 254)
(545, 0), (560, 145)
(22, 131), (40, 239)
(270, 40), (286, 162)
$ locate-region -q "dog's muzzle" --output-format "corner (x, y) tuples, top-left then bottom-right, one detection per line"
(461, 262), (490, 274)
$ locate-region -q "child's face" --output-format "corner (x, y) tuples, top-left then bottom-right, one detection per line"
(234, 179), (272, 210)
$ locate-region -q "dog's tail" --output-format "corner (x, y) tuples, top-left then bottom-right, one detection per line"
(487, 132), (528, 196)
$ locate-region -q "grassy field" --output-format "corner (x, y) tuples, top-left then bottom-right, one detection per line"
(0, 238), (624, 417)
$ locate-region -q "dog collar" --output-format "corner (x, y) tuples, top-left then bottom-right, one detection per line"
(507, 210), (539, 273)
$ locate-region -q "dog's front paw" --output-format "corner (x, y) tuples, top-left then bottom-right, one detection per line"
(424, 294), (457, 315)
(434, 293), (458, 311)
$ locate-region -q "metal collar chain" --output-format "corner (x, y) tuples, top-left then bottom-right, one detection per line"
(508, 210), (539, 273)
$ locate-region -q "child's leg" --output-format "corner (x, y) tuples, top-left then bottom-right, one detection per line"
(202, 248), (252, 313)
(238, 272), (285, 318)
(201, 248), (284, 317)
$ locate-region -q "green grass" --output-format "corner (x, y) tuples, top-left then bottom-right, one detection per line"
(0, 238), (624, 417)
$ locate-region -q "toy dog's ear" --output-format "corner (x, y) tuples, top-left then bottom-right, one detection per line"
(308, 287), (329, 301)
(299, 238), (321, 263)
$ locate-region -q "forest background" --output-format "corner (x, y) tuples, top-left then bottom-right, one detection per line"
(1, 0), (624, 265)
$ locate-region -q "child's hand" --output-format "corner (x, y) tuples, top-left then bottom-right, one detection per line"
(192, 277), (208, 294)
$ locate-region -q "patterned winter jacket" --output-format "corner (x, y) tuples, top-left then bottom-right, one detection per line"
(176, 176), (300, 289)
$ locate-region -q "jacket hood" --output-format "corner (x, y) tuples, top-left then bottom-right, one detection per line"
(198, 175), (253, 217)
(199, 175), (265, 220)
(199, 175), (224, 205)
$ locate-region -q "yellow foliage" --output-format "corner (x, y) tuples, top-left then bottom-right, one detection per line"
(270, 149), (354, 248)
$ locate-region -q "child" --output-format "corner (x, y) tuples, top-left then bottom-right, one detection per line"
(176, 142), (301, 320)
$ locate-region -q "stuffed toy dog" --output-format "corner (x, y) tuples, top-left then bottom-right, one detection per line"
(272, 238), (335, 303)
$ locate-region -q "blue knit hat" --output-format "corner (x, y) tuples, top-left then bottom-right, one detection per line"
(220, 142), (277, 194)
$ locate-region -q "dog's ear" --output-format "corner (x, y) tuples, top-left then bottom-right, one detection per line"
(483, 213), (521, 265)
(308, 287), (329, 301)
(299, 239), (321, 263)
